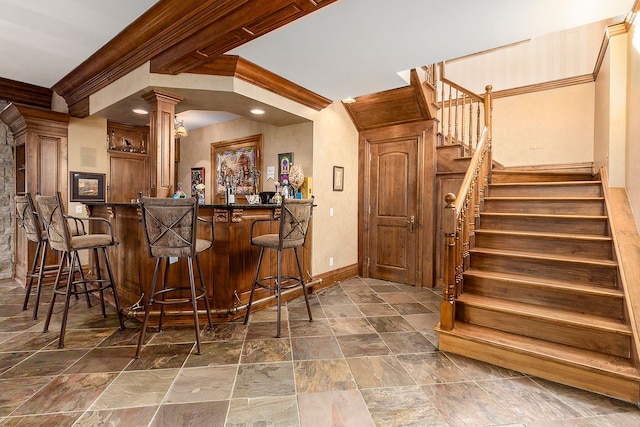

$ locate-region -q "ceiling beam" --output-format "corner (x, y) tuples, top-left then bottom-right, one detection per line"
(52, 0), (337, 117)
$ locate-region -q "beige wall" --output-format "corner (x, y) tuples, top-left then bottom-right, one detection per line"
(491, 83), (595, 167)
(175, 102), (359, 276)
(594, 31), (630, 188)
(67, 116), (109, 216)
(177, 118), (313, 201)
(626, 20), (640, 231)
(310, 102), (359, 275)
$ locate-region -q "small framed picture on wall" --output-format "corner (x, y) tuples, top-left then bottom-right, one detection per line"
(278, 152), (293, 182)
(333, 166), (344, 191)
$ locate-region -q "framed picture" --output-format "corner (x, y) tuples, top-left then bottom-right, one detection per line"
(211, 134), (263, 203)
(190, 167), (204, 197)
(278, 152), (293, 183)
(69, 171), (106, 202)
(333, 166), (344, 191)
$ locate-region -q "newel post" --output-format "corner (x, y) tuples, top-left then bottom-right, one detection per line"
(441, 192), (457, 330)
(484, 84), (493, 177)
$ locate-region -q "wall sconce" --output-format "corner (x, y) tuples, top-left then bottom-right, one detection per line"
(174, 116), (188, 138)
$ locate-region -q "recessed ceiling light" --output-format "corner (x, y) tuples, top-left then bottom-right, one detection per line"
(132, 108), (149, 114)
(250, 108), (265, 115)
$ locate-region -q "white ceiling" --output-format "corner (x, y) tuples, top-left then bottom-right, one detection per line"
(0, 0), (636, 125)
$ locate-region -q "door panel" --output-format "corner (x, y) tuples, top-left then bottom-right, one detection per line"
(108, 153), (150, 202)
(369, 138), (418, 284)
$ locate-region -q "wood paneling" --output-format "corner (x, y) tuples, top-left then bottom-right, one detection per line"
(87, 204), (312, 322)
(344, 70), (437, 131)
(52, 0), (337, 115)
(0, 103), (68, 286)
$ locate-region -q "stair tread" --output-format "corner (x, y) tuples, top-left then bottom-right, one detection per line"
(493, 170), (594, 176)
(457, 294), (630, 332)
(480, 212), (607, 220)
(469, 247), (618, 266)
(463, 269), (623, 297)
(490, 181), (602, 187)
(437, 322), (640, 379)
(474, 229), (612, 242)
(484, 196), (604, 201)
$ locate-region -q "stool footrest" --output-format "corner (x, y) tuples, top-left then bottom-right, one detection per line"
(54, 279), (115, 296)
(150, 286), (207, 306)
(255, 275), (304, 291)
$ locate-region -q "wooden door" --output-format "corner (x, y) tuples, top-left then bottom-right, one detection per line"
(367, 138), (419, 284)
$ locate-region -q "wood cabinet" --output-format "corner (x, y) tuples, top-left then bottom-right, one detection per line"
(107, 151), (150, 202)
(106, 121), (150, 202)
(86, 203), (311, 323)
(0, 103), (69, 285)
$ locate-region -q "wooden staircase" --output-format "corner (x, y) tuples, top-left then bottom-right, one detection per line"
(436, 169), (640, 403)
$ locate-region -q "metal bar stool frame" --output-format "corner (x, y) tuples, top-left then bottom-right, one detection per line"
(36, 192), (125, 348)
(244, 197), (314, 338)
(135, 195), (214, 358)
(15, 193), (52, 320)
(15, 193), (88, 320)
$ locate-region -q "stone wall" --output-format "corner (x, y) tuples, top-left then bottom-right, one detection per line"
(0, 99), (15, 279)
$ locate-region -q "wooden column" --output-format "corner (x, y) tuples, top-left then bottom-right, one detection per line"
(142, 90), (181, 198)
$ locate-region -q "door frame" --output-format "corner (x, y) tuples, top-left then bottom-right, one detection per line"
(358, 120), (437, 288)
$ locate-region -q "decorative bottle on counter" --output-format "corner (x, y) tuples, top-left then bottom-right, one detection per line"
(225, 183), (235, 204)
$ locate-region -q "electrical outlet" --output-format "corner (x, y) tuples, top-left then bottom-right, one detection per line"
(329, 257), (334, 266)
(329, 207), (334, 217)
(75, 205), (83, 214)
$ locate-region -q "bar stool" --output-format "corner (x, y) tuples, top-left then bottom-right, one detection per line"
(36, 192), (125, 348)
(135, 195), (214, 358)
(15, 194), (87, 320)
(244, 197), (314, 337)
(15, 193), (51, 320)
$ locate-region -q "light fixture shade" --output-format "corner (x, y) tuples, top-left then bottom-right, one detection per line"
(175, 123), (188, 137)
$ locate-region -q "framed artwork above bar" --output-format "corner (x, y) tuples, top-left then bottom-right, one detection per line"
(69, 171), (106, 202)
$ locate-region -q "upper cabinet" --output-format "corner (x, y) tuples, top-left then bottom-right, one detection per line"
(107, 121), (148, 154)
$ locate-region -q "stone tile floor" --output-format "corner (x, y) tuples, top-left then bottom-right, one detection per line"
(1, 276), (640, 426)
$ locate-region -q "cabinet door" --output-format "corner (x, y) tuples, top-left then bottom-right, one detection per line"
(108, 154), (150, 202)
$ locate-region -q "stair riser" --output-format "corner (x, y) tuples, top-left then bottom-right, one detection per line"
(488, 184), (602, 197)
(469, 252), (617, 287)
(456, 303), (631, 358)
(483, 199), (604, 215)
(463, 275), (624, 319)
(474, 234), (612, 259)
(478, 215), (609, 235)
(491, 172), (594, 183)
(437, 332), (640, 404)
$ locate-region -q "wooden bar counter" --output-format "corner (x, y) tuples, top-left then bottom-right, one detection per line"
(86, 202), (312, 322)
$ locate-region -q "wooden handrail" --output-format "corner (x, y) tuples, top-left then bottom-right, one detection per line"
(441, 77), (484, 103)
(436, 62), (492, 156)
(440, 124), (492, 331)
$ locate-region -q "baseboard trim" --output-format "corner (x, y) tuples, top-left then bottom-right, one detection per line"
(309, 264), (359, 293)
